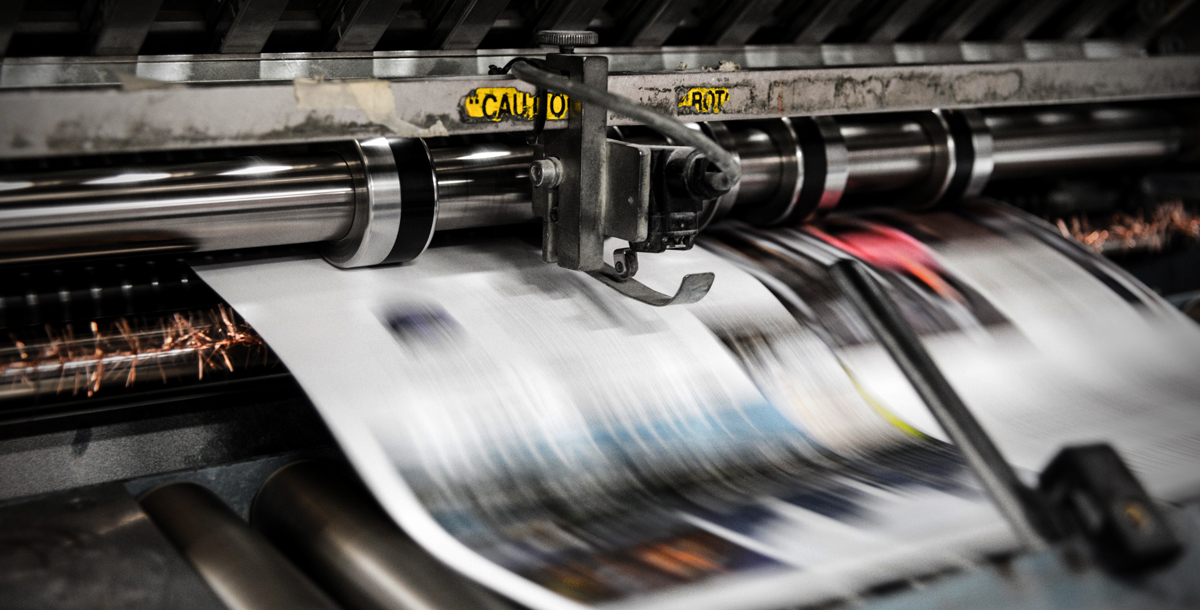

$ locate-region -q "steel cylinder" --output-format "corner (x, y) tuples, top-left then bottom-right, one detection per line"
(987, 107), (1183, 180)
(430, 143), (537, 230)
(0, 153), (357, 263)
(252, 461), (511, 610)
(729, 123), (791, 207)
(140, 481), (342, 610)
(0, 105), (1185, 265)
(840, 116), (937, 195)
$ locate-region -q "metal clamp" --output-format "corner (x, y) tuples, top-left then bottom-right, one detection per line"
(785, 115), (849, 223)
(943, 108), (995, 201)
(903, 110), (959, 209)
(323, 138), (438, 268)
(323, 137), (403, 268)
(382, 138), (439, 264)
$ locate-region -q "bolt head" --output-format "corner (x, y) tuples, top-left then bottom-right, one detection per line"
(529, 158), (563, 188)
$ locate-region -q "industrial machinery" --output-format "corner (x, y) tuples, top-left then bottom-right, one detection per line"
(2, 0), (1200, 608)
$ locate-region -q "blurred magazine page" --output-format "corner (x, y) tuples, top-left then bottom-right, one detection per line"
(195, 240), (1014, 610)
(706, 202), (1200, 502)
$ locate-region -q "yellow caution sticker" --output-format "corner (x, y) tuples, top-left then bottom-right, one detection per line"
(678, 87), (730, 115)
(462, 88), (570, 122)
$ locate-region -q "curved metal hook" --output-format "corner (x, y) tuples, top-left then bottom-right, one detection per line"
(588, 266), (714, 306)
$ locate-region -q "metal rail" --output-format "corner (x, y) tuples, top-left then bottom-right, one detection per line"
(1, 54), (1198, 160)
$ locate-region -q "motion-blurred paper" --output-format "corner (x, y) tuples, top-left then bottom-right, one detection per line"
(195, 203), (1200, 610)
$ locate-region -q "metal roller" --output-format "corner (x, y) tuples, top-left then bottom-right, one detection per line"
(140, 481), (343, 610)
(986, 106), (1183, 180)
(841, 115), (940, 195)
(0, 152), (358, 264)
(0, 106), (1185, 265)
(252, 460), (513, 610)
(430, 143), (537, 231)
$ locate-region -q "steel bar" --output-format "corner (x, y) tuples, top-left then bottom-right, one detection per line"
(253, 461), (514, 610)
(324, 0), (406, 51)
(0, 106), (1181, 264)
(87, 0), (164, 55)
(827, 259), (1055, 549)
(0, 41), (1145, 90)
(0, 153), (357, 259)
(212, 0), (290, 54)
(2, 55), (1195, 159)
(986, 107), (1182, 180)
(140, 482), (342, 610)
(840, 116), (936, 195)
(430, 143), (536, 230)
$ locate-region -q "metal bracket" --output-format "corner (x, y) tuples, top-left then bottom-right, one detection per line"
(528, 31), (719, 305)
(588, 266), (714, 307)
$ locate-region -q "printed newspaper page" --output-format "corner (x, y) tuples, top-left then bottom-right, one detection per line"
(195, 240), (1015, 610)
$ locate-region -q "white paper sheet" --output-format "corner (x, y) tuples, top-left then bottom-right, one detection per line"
(195, 240), (1015, 610)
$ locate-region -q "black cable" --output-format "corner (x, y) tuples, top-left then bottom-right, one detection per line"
(489, 58), (549, 145)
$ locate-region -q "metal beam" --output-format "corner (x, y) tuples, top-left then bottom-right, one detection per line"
(706, 0), (785, 46)
(323, 0), (405, 51)
(87, 0), (164, 55)
(425, 0), (511, 50)
(932, 0), (1011, 42)
(532, 0), (608, 34)
(787, 0), (866, 44)
(620, 0), (701, 47)
(3, 55), (1198, 160)
(865, 0), (939, 43)
(0, 0), (24, 59)
(0, 42), (1147, 88)
(211, 0), (290, 53)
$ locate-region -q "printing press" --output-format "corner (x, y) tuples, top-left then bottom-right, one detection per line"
(3, 1), (1200, 609)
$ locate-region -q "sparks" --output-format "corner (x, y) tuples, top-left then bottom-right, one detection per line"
(0, 306), (275, 399)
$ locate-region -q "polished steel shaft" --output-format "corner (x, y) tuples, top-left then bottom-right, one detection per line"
(0, 153), (357, 263)
(841, 116), (937, 195)
(431, 143), (536, 231)
(987, 107), (1183, 180)
(140, 481), (342, 610)
(0, 106), (1183, 263)
(253, 461), (513, 610)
